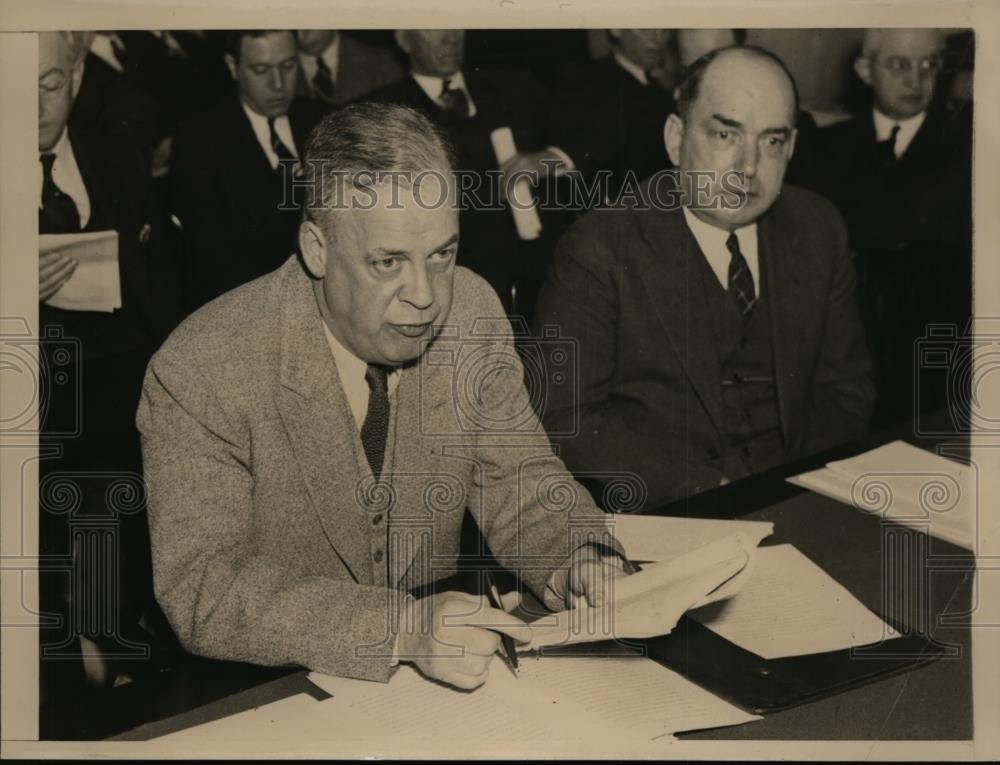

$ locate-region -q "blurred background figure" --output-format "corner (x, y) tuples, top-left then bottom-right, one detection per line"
(37, 29), (184, 720)
(294, 30), (404, 105)
(170, 30), (328, 309)
(675, 27), (740, 68)
(369, 29), (574, 322)
(800, 28), (972, 427)
(548, 29), (675, 207)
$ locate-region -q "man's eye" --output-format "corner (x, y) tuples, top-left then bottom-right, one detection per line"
(251, 65), (269, 76)
(429, 248), (455, 264)
(372, 257), (401, 273)
(767, 136), (786, 146)
(282, 60), (298, 71)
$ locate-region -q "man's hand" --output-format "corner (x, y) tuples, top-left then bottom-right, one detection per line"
(545, 545), (632, 611)
(396, 590), (532, 690)
(498, 148), (567, 202)
(39, 251), (78, 302)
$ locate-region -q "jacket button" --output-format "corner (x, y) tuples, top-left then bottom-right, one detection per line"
(372, 514), (383, 526)
(373, 549), (384, 563)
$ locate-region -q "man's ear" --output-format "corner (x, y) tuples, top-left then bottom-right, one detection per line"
(224, 53), (238, 81)
(299, 219), (328, 279)
(786, 127), (798, 163)
(854, 56), (873, 86)
(664, 113), (685, 167)
(69, 56), (85, 102)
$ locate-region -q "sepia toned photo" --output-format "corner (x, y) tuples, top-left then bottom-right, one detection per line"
(1, 1), (998, 759)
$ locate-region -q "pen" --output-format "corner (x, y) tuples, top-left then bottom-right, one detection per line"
(483, 569), (519, 676)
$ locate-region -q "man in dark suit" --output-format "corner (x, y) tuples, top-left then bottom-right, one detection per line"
(548, 29), (675, 207)
(533, 45), (875, 510)
(801, 29), (972, 427)
(37, 31), (184, 712)
(295, 30), (405, 106)
(368, 29), (575, 320)
(171, 30), (328, 308)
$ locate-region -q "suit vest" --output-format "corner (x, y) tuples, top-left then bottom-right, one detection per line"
(696, 254), (786, 480)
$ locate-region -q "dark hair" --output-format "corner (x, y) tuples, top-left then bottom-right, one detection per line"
(674, 44), (800, 120)
(223, 30), (294, 62)
(302, 102), (457, 225)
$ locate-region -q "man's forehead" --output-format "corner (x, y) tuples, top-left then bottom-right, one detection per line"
(874, 30), (945, 56)
(39, 33), (71, 70)
(242, 32), (296, 61)
(694, 53), (796, 124)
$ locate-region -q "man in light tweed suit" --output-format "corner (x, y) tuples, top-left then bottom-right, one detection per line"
(137, 102), (629, 690)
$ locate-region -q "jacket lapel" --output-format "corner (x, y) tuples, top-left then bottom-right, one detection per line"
(759, 203), (807, 444)
(273, 262), (373, 584)
(638, 207), (725, 434)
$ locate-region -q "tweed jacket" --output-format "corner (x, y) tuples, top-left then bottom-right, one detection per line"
(137, 257), (610, 682)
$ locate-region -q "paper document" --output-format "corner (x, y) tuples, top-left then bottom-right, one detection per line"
(40, 230), (121, 312)
(788, 441), (974, 549)
(524, 532), (763, 650)
(607, 513), (773, 562)
(490, 126), (542, 240)
(691, 544), (894, 658)
(308, 656), (758, 749)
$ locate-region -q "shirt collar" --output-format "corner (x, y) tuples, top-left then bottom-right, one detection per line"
(48, 126), (72, 159)
(872, 107), (926, 149)
(681, 205), (756, 251)
(612, 51), (648, 86)
(322, 322), (401, 388)
(411, 69), (467, 102)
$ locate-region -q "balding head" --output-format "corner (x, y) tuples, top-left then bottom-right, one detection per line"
(666, 45), (799, 230)
(38, 31), (88, 151)
(856, 28), (945, 119)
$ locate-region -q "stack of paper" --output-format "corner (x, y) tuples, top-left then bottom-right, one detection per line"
(157, 658), (760, 755)
(691, 544), (895, 658)
(40, 231), (121, 312)
(606, 513), (774, 562)
(524, 529), (769, 650)
(788, 441), (975, 549)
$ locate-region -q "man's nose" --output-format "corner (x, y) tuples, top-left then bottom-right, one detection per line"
(269, 67), (285, 91)
(400, 265), (434, 309)
(738, 141), (760, 179)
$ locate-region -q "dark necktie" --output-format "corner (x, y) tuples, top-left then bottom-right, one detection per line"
(313, 56), (336, 102)
(878, 124), (901, 163)
(267, 117), (297, 165)
(726, 232), (757, 322)
(439, 78), (470, 119)
(39, 153), (81, 234)
(361, 365), (391, 479)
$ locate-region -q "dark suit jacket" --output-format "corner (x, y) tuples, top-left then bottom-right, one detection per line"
(170, 94), (328, 308)
(295, 32), (405, 106)
(798, 106), (972, 424)
(70, 53), (162, 168)
(137, 258), (611, 682)
(548, 55), (674, 201)
(40, 126), (184, 360)
(532, 181), (875, 509)
(367, 70), (571, 317)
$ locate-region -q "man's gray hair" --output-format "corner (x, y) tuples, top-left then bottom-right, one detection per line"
(302, 102), (457, 224)
(861, 28), (945, 60)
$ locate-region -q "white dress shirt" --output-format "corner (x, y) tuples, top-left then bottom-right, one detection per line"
(873, 107), (926, 159)
(682, 206), (759, 296)
(240, 101), (299, 171)
(299, 33), (340, 94)
(411, 70), (478, 117)
(322, 323), (401, 431)
(38, 128), (92, 228)
(89, 32), (124, 72)
(612, 51), (648, 86)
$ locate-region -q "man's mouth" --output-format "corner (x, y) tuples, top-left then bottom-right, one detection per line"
(390, 322), (433, 338)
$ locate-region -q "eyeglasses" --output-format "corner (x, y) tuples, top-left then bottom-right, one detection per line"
(38, 73), (68, 94)
(880, 55), (943, 78)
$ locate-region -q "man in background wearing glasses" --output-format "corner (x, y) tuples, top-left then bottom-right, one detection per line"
(803, 28), (973, 428)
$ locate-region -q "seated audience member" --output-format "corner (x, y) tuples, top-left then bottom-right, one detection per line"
(295, 30), (405, 105)
(368, 29), (574, 320)
(675, 28), (742, 68)
(548, 29), (675, 207)
(803, 28), (972, 426)
(532, 46), (875, 510)
(170, 30), (328, 308)
(37, 31), (184, 704)
(137, 103), (628, 688)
